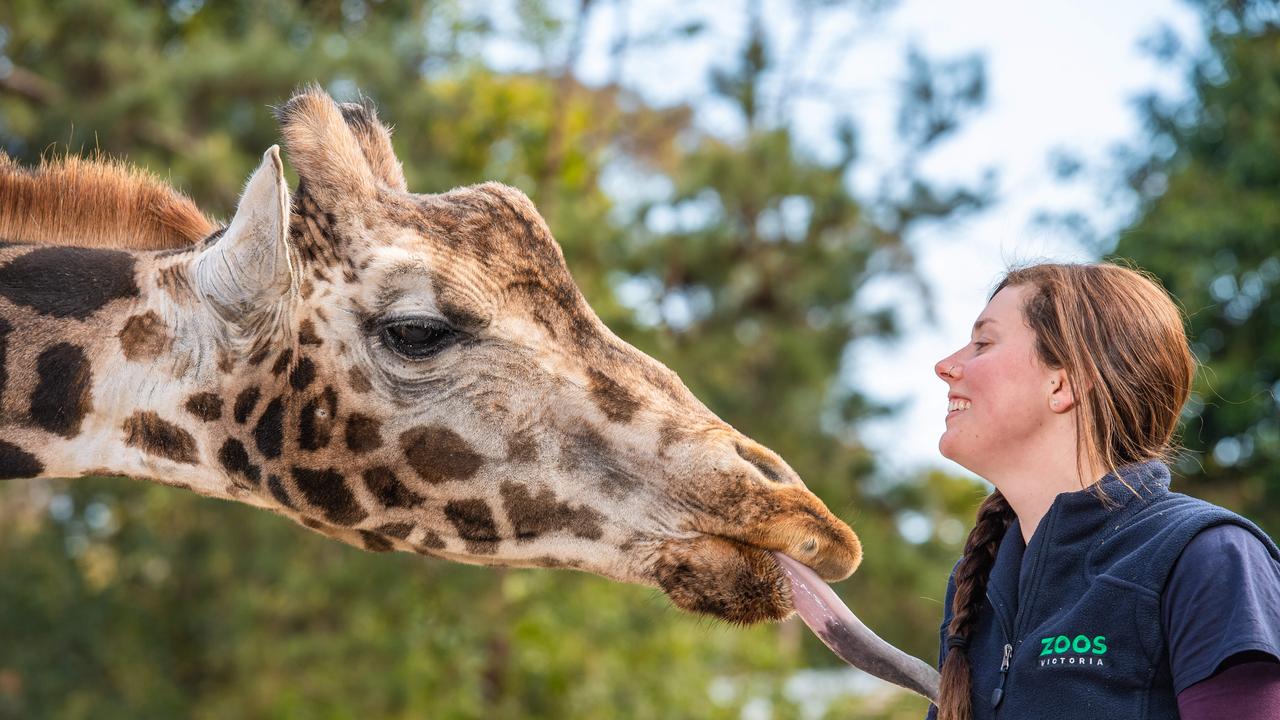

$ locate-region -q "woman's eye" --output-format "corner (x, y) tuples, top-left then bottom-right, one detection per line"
(973, 341), (990, 350)
(380, 320), (457, 359)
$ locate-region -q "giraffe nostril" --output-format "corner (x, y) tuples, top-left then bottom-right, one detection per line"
(800, 538), (819, 555)
(734, 442), (799, 485)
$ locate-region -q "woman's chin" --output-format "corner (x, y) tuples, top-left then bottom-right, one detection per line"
(937, 431), (955, 459)
(937, 431), (966, 466)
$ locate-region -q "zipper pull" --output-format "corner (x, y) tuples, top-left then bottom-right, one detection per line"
(991, 643), (1013, 707)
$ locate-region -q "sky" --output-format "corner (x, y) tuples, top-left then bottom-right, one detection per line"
(825, 0), (1205, 477)
(487, 0), (1207, 479)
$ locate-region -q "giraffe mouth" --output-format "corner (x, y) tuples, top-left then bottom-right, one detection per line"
(649, 535), (939, 701)
(651, 534), (793, 625)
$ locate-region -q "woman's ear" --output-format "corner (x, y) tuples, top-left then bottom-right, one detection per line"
(1048, 369), (1076, 413)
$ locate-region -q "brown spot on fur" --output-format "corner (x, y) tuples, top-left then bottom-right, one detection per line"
(298, 386), (339, 451)
(400, 426), (484, 484)
(0, 153), (215, 250)
(217, 438), (261, 489)
(30, 343), (94, 438)
(291, 466), (367, 526)
(444, 499), (500, 555)
(500, 481), (604, 541)
(587, 368), (641, 423)
(506, 429), (538, 462)
(359, 530), (394, 552)
(559, 426), (639, 497)
(362, 466), (423, 508)
(298, 318), (322, 346)
(233, 387), (261, 424)
(271, 349), (292, 376)
(253, 396), (285, 458)
(267, 473), (295, 509)
(299, 279), (315, 299)
(289, 356), (316, 391)
(344, 413), (383, 454)
(413, 531), (446, 553)
(184, 392), (223, 422)
(118, 311), (169, 360)
(348, 366), (373, 393)
(375, 522), (414, 540)
(0, 440), (44, 479)
(123, 411), (198, 464)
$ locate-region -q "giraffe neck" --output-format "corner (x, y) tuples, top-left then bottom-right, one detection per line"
(0, 239), (267, 506)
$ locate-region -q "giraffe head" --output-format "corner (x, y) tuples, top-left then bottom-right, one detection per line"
(184, 88), (861, 625)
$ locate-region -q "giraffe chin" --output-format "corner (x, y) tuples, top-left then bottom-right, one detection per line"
(651, 535), (794, 626)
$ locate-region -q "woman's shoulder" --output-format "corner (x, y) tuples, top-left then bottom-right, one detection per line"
(1106, 489), (1279, 565)
(1177, 523), (1278, 567)
(1085, 490), (1273, 589)
(1162, 522), (1280, 693)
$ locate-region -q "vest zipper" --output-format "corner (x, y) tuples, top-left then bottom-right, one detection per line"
(991, 642), (1012, 707)
(986, 501), (1059, 716)
(985, 590), (1016, 714)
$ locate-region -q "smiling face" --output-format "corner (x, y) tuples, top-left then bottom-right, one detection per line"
(183, 88), (861, 626)
(933, 284), (1065, 478)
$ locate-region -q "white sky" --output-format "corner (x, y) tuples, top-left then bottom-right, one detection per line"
(486, 0), (1205, 479)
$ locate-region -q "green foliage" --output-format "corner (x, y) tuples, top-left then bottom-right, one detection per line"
(1112, 0), (1280, 534)
(0, 1), (988, 717)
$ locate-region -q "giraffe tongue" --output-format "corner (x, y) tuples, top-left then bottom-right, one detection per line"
(772, 551), (940, 702)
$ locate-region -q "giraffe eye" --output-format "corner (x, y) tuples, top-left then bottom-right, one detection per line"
(380, 319), (458, 360)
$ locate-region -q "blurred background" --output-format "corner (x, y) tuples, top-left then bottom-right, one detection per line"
(0, 0), (1277, 717)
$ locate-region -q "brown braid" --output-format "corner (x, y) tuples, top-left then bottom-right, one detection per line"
(936, 490), (1015, 720)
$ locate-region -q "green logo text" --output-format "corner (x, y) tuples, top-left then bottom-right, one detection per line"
(1039, 634), (1107, 656)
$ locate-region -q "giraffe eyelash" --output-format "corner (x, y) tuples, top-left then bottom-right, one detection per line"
(376, 317), (461, 360)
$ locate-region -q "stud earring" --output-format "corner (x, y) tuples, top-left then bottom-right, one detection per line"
(1051, 398), (1060, 408)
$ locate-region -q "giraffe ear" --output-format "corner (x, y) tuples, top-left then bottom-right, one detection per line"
(338, 97), (407, 191)
(193, 146), (293, 337)
(275, 86), (379, 204)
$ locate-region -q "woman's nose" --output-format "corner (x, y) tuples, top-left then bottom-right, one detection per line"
(935, 354), (961, 381)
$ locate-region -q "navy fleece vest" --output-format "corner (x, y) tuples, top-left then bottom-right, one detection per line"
(930, 461), (1280, 720)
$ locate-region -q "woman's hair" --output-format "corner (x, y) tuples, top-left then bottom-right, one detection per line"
(935, 262), (1196, 720)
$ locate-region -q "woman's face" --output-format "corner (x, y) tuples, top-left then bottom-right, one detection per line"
(934, 284), (1063, 476)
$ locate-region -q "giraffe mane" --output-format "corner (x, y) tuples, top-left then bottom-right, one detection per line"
(0, 151), (217, 250)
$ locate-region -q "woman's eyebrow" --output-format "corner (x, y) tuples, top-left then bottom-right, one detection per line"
(972, 318), (998, 334)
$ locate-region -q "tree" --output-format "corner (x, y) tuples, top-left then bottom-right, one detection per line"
(1110, 0), (1280, 534)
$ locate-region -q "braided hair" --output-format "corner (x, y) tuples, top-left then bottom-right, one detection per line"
(936, 491), (1014, 720)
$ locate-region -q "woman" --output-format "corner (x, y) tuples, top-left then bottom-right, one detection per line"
(927, 263), (1280, 720)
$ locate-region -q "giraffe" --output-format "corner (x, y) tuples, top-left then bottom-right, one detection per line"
(0, 87), (862, 627)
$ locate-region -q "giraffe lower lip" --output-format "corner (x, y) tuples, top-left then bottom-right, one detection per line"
(772, 552), (940, 702)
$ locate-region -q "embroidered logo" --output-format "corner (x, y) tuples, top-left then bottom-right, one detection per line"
(1038, 634), (1107, 668)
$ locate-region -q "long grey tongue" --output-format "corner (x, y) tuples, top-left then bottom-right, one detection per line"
(773, 551), (940, 702)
